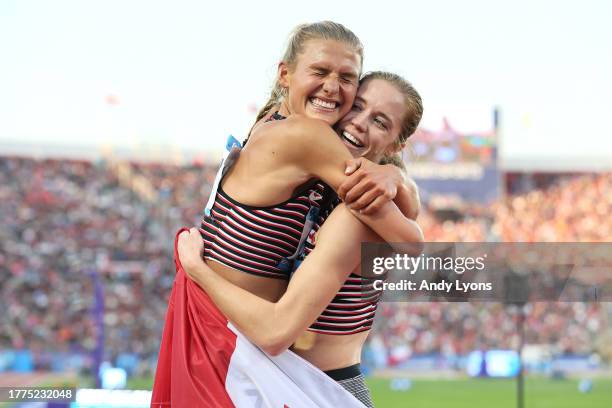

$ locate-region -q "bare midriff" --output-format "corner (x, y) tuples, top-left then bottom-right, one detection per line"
(206, 262), (372, 373)
(206, 259), (288, 302)
(292, 330), (370, 372)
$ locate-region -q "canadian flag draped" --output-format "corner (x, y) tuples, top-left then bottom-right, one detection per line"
(151, 229), (366, 407)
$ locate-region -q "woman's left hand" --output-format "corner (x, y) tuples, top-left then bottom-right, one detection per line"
(177, 227), (205, 280)
(339, 158), (401, 214)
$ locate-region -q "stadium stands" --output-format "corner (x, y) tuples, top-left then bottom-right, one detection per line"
(0, 156), (609, 374)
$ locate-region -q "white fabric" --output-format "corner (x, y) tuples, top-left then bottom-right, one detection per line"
(225, 324), (366, 408)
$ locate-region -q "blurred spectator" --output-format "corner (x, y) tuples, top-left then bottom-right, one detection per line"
(0, 156), (609, 372)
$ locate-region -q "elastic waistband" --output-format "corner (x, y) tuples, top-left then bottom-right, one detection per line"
(324, 363), (361, 381)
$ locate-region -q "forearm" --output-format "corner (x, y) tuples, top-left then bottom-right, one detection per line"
(352, 201), (424, 253)
(188, 263), (292, 352)
(394, 178), (420, 220)
(177, 227), (341, 355)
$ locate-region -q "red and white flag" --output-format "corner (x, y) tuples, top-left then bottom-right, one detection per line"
(151, 229), (366, 407)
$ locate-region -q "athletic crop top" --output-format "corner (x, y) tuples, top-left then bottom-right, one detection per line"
(200, 111), (337, 279)
(200, 181), (335, 280)
(307, 273), (383, 335)
(302, 201), (384, 335)
(200, 112), (384, 334)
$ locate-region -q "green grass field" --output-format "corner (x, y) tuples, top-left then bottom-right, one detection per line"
(126, 376), (612, 408)
(367, 377), (612, 408)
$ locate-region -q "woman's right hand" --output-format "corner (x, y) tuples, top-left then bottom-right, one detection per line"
(177, 227), (206, 280)
(339, 157), (420, 217)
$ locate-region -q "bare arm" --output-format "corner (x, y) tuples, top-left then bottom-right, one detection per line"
(340, 156), (421, 219)
(395, 174), (421, 220)
(178, 205), (368, 355)
(348, 199), (423, 254)
(261, 117), (423, 246)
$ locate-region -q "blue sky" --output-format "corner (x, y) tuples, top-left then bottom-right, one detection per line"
(1, 0), (611, 163)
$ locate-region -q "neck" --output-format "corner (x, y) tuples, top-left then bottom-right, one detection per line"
(278, 103), (291, 118)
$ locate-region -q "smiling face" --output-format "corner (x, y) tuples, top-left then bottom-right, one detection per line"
(337, 78), (406, 161)
(277, 39), (361, 125)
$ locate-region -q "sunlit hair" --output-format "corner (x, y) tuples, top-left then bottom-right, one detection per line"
(252, 21), (364, 127)
(360, 71), (423, 169)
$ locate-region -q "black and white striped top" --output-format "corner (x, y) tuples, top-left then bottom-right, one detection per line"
(307, 273), (383, 335)
(200, 110), (384, 334)
(200, 182), (331, 280)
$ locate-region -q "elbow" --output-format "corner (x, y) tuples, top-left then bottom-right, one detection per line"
(393, 223), (425, 256)
(398, 177), (421, 220)
(262, 343), (287, 357)
(411, 239), (425, 257)
(249, 307), (300, 356)
(392, 242), (424, 258)
(258, 328), (294, 356)
(260, 336), (292, 356)
(409, 226), (425, 256)
(414, 224), (425, 246)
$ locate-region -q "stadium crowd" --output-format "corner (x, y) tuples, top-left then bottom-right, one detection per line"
(0, 156), (609, 374)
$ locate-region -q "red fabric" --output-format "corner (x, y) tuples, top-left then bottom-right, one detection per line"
(151, 228), (237, 407)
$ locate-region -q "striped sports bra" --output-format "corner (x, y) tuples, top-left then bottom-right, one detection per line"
(307, 274), (384, 335)
(200, 111), (384, 334)
(302, 205), (384, 335)
(200, 181), (335, 280)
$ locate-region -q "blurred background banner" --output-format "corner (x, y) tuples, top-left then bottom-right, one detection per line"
(1, 1), (611, 407)
(404, 111), (501, 203)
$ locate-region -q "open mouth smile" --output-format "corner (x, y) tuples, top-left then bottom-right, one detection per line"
(309, 97), (339, 111)
(342, 130), (364, 148)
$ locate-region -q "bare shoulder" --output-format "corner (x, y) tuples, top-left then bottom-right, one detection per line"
(283, 114), (332, 135)
(244, 115), (349, 186)
(250, 115), (334, 151)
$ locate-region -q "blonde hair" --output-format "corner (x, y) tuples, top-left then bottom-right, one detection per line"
(253, 21), (364, 126)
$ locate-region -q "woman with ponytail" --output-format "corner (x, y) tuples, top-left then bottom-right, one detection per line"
(152, 21), (422, 407)
(179, 71), (424, 408)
